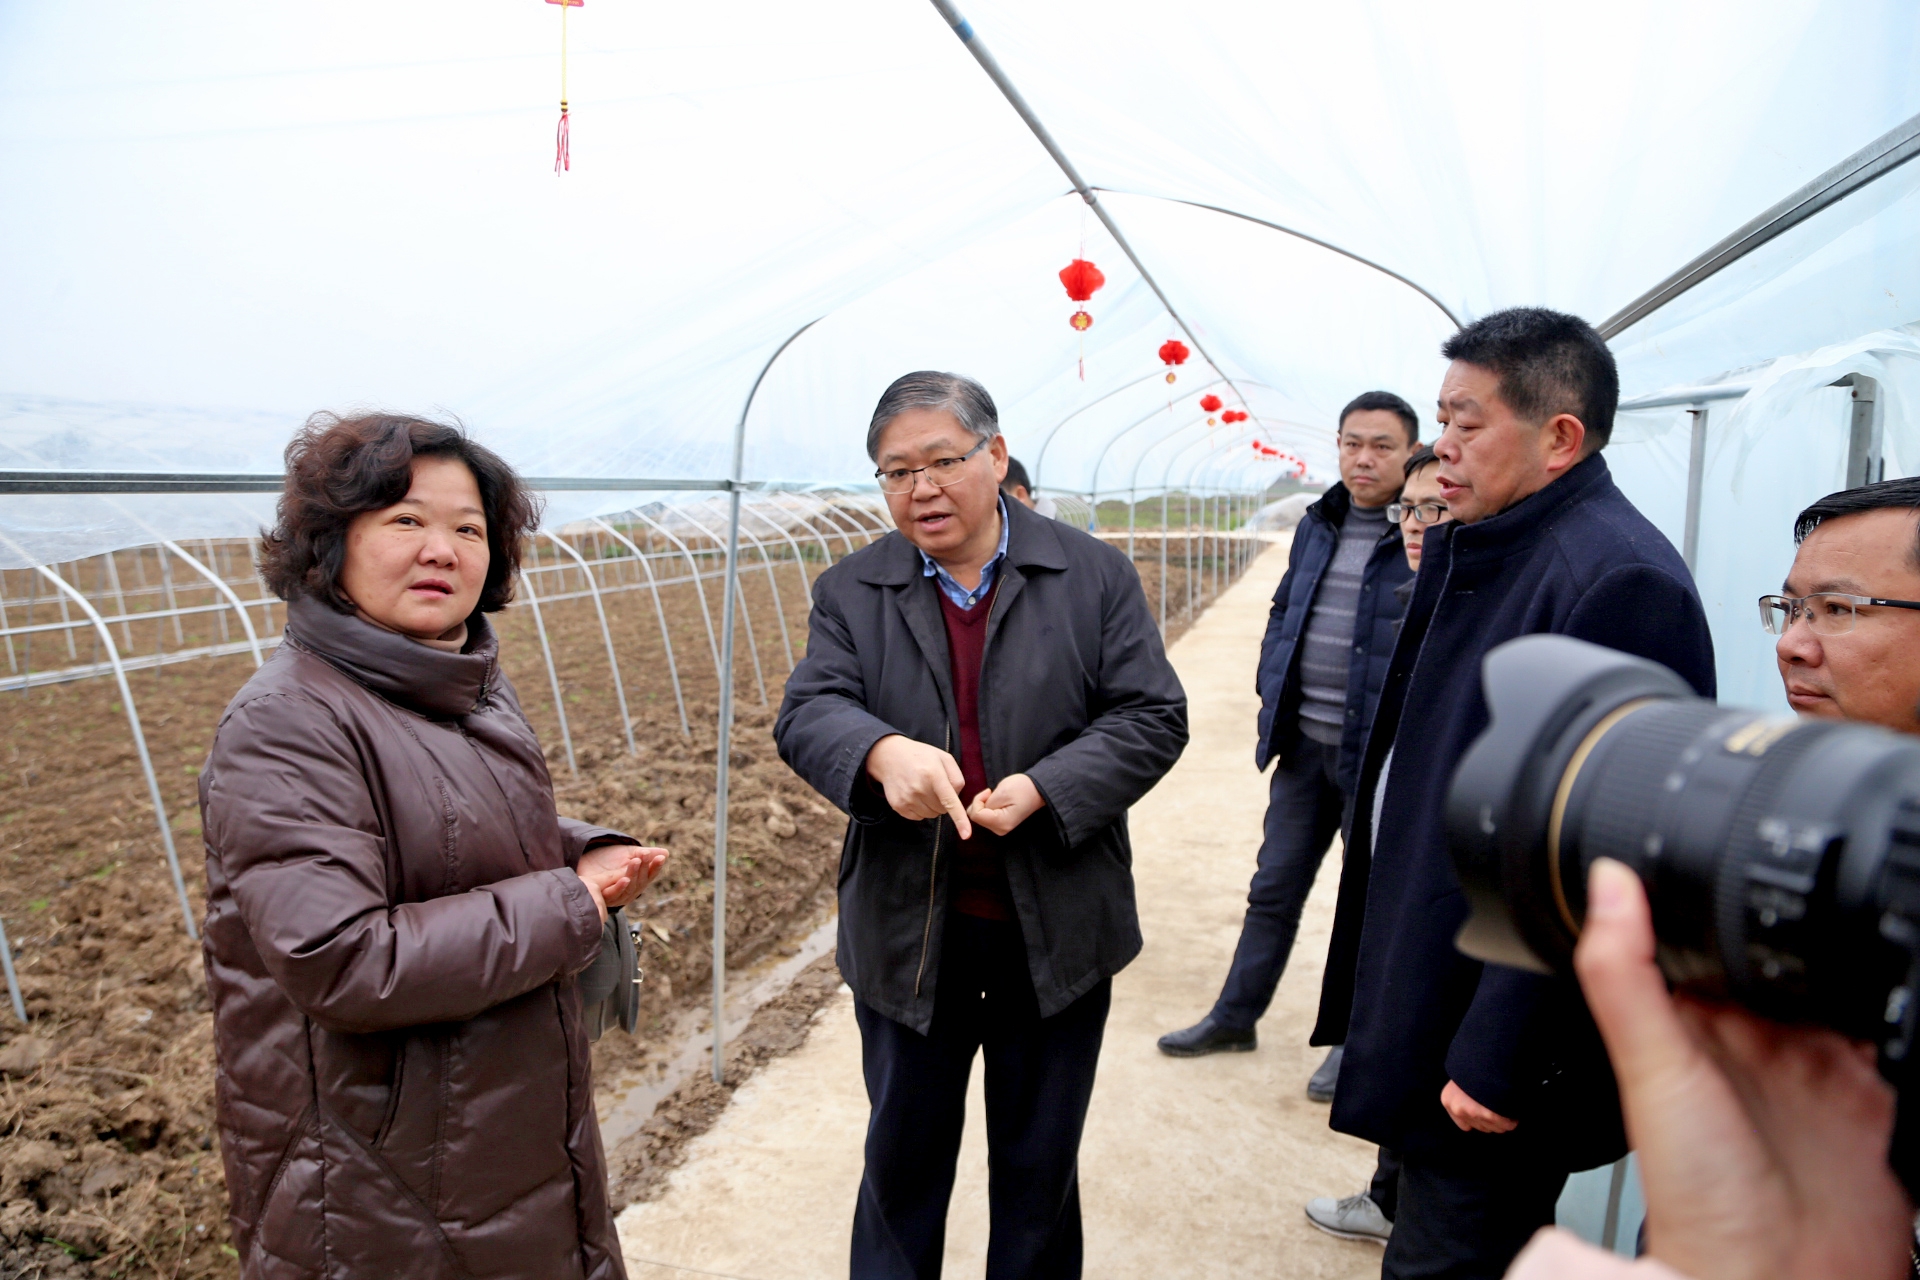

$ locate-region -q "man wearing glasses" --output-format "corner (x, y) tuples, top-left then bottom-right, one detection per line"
(1159, 390), (1417, 1084)
(776, 370), (1188, 1278)
(1763, 476), (1920, 734)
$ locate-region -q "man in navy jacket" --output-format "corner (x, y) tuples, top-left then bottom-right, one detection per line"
(1159, 392), (1415, 1061)
(1312, 309), (1715, 1279)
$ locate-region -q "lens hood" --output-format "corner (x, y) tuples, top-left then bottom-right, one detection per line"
(1447, 635), (1693, 974)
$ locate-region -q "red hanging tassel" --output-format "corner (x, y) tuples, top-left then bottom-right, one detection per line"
(555, 105), (571, 174)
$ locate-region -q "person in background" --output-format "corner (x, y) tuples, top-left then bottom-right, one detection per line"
(1314, 308), (1714, 1280)
(200, 413), (667, 1280)
(1157, 390), (1416, 1081)
(775, 372), (1187, 1279)
(1394, 446), (1449, 574)
(1303, 441), (1450, 1246)
(1511, 475), (1920, 1280)
(1002, 455), (1059, 518)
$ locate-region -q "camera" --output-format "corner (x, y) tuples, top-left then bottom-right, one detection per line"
(1446, 635), (1920, 1185)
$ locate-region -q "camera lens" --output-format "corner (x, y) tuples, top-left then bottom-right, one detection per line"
(1447, 635), (1920, 1050)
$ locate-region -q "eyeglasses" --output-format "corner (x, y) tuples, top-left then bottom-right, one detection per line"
(1758, 592), (1920, 636)
(1387, 500), (1449, 526)
(874, 438), (990, 495)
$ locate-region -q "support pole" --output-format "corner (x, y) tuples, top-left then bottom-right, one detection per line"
(32, 564), (198, 939)
(1682, 408), (1709, 573)
(1159, 491), (1169, 635)
(0, 915), (25, 1024)
(713, 484), (743, 1084)
(714, 317), (818, 1083)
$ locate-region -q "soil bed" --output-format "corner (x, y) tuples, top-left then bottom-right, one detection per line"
(0, 531), (1248, 1277)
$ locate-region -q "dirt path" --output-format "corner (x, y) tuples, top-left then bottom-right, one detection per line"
(613, 538), (1387, 1280)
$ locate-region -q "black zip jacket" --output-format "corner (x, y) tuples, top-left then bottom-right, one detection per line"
(773, 499), (1188, 1033)
(1314, 452), (1715, 1169)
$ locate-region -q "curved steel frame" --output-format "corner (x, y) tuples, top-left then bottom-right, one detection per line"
(31, 563), (198, 938)
(542, 530), (638, 757)
(1031, 369), (1174, 486)
(516, 568), (576, 775)
(590, 517), (692, 739)
(1092, 188), (1464, 330)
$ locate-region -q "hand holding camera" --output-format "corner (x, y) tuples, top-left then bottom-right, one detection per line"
(1574, 856), (1909, 1280)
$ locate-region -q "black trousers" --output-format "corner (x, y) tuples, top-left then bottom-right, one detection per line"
(1369, 1145), (1402, 1221)
(851, 914), (1111, 1280)
(1212, 737), (1345, 1030)
(1380, 1137), (1567, 1280)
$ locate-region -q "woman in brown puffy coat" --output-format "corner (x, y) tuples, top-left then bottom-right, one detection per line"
(199, 412), (664, 1279)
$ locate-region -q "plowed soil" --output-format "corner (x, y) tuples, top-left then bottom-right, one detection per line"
(0, 531), (1242, 1278)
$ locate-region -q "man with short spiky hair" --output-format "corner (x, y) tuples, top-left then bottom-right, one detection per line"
(1313, 309), (1716, 1279)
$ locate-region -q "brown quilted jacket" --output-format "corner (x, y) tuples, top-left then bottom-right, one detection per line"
(198, 596), (631, 1280)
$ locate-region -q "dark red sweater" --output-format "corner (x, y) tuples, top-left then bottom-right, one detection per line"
(938, 583), (1013, 921)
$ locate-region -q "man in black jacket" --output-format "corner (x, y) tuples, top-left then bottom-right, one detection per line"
(774, 371), (1187, 1280)
(1313, 309), (1715, 1280)
(1158, 391), (1415, 1067)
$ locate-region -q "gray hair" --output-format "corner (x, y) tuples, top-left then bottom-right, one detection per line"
(866, 371), (1000, 461)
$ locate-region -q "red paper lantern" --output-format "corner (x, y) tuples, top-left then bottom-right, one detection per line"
(1158, 339), (1190, 383)
(1199, 394), (1223, 413)
(1221, 408), (1247, 424)
(1059, 258), (1106, 302)
(1059, 258), (1106, 338)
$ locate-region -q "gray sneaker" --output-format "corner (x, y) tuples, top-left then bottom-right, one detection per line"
(1304, 1191), (1392, 1244)
(1307, 1044), (1343, 1102)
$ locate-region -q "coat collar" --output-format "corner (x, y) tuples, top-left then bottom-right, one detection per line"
(1305, 481), (1354, 528)
(1441, 451), (1613, 564)
(1306, 480), (1403, 550)
(855, 494), (1071, 587)
(283, 594), (498, 718)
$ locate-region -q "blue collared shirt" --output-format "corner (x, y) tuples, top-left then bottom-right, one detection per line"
(918, 497), (1010, 610)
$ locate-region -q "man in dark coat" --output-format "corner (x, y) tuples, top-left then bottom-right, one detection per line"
(774, 371), (1187, 1280)
(1311, 309), (1716, 1279)
(1158, 391), (1415, 1076)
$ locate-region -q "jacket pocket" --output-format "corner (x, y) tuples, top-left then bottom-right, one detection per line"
(248, 1103), (324, 1273)
(373, 1041), (406, 1149)
(375, 1032), (446, 1210)
(319, 1097), (471, 1278)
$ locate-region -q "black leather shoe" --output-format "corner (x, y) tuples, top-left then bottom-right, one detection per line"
(1307, 1044), (1343, 1102)
(1157, 1016), (1257, 1057)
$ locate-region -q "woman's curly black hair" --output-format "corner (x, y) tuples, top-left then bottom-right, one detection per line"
(258, 412), (542, 614)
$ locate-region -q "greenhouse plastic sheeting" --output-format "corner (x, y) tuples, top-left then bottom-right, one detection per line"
(3, 2), (1919, 659)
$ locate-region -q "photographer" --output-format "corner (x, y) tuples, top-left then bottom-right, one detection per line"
(1314, 308), (1716, 1279)
(1507, 476), (1920, 1278)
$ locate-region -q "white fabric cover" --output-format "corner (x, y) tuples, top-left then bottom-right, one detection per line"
(2, 0), (1919, 712)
